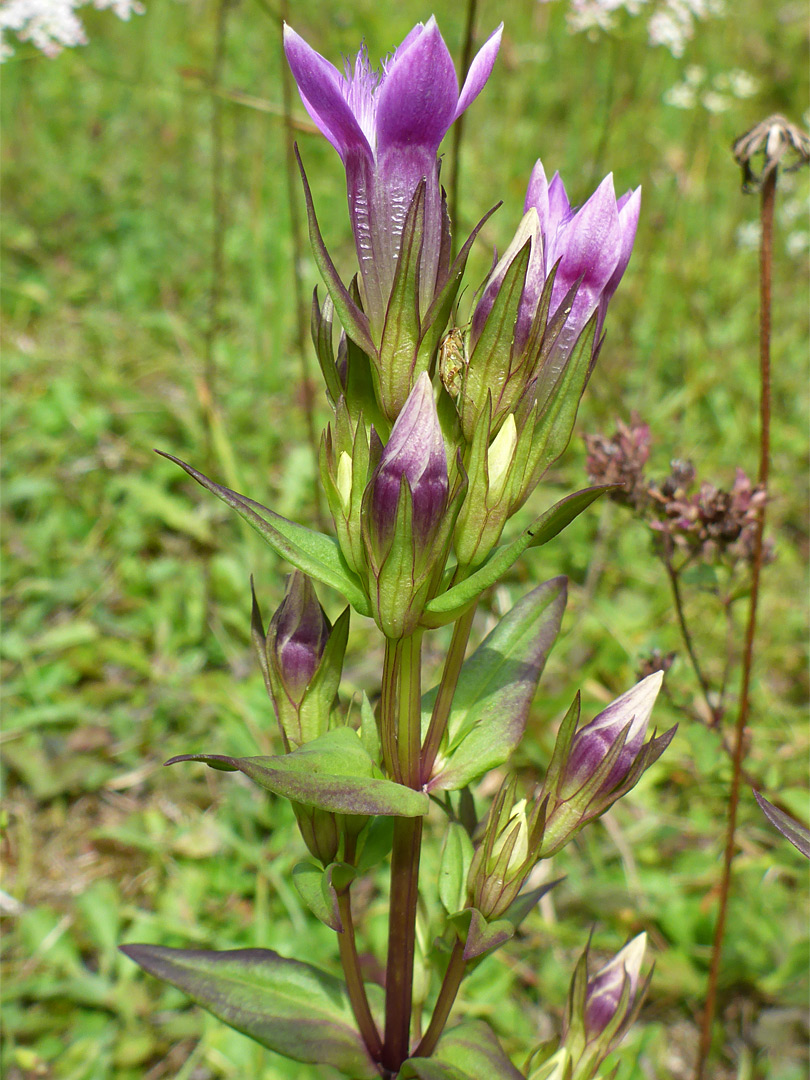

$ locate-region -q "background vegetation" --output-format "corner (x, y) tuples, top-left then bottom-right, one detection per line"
(1, 0), (808, 1077)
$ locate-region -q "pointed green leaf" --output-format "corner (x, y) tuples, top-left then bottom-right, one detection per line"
(424, 577), (567, 792)
(295, 148), (376, 359)
(503, 879), (564, 932)
(119, 945), (378, 1078)
(425, 486), (611, 622)
(310, 288), (343, 406)
(167, 728), (428, 818)
(158, 451), (371, 616)
(439, 823), (475, 916)
(292, 861), (342, 931)
(436, 1020), (525, 1080)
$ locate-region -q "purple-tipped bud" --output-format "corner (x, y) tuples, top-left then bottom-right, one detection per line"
(367, 372), (448, 552)
(268, 571), (331, 703)
(584, 932), (646, 1039)
(562, 671), (663, 798)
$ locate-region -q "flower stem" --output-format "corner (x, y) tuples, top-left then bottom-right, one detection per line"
(421, 605), (477, 783)
(336, 889), (383, 1064)
(414, 939), (467, 1059)
(447, 0), (479, 248)
(695, 166), (775, 1080)
(383, 632), (424, 1072)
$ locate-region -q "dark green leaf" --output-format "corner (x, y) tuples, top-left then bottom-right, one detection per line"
(119, 945), (378, 1078)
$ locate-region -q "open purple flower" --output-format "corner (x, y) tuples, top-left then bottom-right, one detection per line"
(284, 18), (502, 334)
(471, 161), (640, 375)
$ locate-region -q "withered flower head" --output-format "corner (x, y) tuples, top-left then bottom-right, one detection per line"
(732, 114), (810, 192)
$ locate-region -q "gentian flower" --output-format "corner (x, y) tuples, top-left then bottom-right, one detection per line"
(583, 932), (647, 1040)
(538, 671), (675, 856)
(285, 18), (502, 377)
(463, 162), (640, 442)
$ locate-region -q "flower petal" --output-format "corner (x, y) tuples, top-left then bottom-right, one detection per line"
(454, 23), (503, 119)
(375, 17), (459, 155)
(284, 24), (372, 161)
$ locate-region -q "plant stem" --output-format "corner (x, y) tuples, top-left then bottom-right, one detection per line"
(383, 633), (424, 1071)
(447, 0), (478, 248)
(414, 939), (467, 1058)
(661, 544), (722, 726)
(336, 889), (384, 1064)
(421, 605), (477, 783)
(381, 638), (403, 783)
(694, 167), (775, 1080)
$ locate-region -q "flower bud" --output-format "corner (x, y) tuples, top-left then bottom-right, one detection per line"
(468, 777), (546, 919)
(255, 574), (349, 750)
(539, 672), (675, 856)
(361, 374), (454, 637)
(561, 933), (649, 1079)
(268, 571), (330, 704)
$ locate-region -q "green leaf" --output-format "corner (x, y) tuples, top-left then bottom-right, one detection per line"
(439, 823), (475, 915)
(167, 727), (428, 818)
(424, 577), (567, 792)
(157, 451), (371, 616)
(292, 861), (341, 931)
(425, 486), (610, 622)
(436, 1019), (525, 1080)
(119, 944), (378, 1079)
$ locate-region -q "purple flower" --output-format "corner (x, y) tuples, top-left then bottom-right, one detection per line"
(366, 372), (448, 553)
(284, 18), (502, 334)
(472, 161), (640, 372)
(562, 670), (663, 798)
(269, 571), (331, 703)
(584, 933), (647, 1039)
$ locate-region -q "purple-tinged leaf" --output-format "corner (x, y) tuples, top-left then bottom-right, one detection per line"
(462, 908), (514, 961)
(167, 727), (428, 818)
(424, 577), (566, 792)
(435, 1019), (524, 1080)
(119, 945), (379, 1078)
(755, 791), (810, 858)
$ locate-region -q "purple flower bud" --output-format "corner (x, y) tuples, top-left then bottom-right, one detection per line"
(367, 373), (448, 552)
(562, 671), (663, 797)
(284, 19), (502, 334)
(268, 571), (331, 703)
(584, 933), (647, 1039)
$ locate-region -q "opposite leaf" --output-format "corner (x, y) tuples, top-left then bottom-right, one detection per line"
(119, 945), (379, 1079)
(167, 727), (428, 818)
(424, 577), (567, 791)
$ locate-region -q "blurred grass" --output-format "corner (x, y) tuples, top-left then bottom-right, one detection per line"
(1, 0), (808, 1077)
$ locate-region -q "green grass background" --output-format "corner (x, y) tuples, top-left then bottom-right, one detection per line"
(1, 0), (808, 1077)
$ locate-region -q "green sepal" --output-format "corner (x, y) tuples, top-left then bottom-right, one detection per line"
(295, 147), (377, 360)
(462, 238), (532, 439)
(166, 727), (428, 818)
(438, 822), (475, 915)
(292, 860), (342, 931)
(157, 451), (371, 617)
(423, 577), (566, 792)
(379, 179), (426, 418)
(513, 314), (597, 510)
(425, 486), (612, 623)
(435, 1019), (525, 1080)
(119, 944), (379, 1079)
(310, 288), (343, 406)
(462, 907), (514, 961)
(540, 694), (581, 797)
(417, 203), (501, 374)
